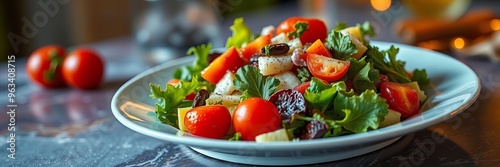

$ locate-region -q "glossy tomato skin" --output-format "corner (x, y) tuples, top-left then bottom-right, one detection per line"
(294, 82), (311, 95)
(184, 105), (231, 139)
(233, 97), (282, 141)
(380, 82), (420, 118)
(26, 45), (67, 88)
(306, 53), (350, 82)
(62, 48), (104, 89)
(277, 17), (327, 44)
(201, 46), (246, 84)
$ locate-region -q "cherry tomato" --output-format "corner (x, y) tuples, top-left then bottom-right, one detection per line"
(166, 79), (196, 100)
(233, 97), (281, 141)
(26, 45), (66, 88)
(240, 34), (271, 61)
(277, 17), (327, 44)
(294, 82), (311, 95)
(62, 48), (104, 89)
(380, 82), (420, 118)
(303, 39), (332, 60)
(201, 46), (246, 84)
(306, 53), (350, 82)
(184, 105), (231, 139)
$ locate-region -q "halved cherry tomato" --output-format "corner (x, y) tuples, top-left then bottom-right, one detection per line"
(294, 82), (311, 95)
(240, 34), (271, 61)
(277, 17), (327, 44)
(380, 82), (420, 118)
(26, 45), (66, 88)
(62, 48), (104, 89)
(167, 79), (195, 100)
(306, 53), (350, 82)
(302, 39), (332, 60)
(201, 46), (246, 84)
(233, 97), (281, 141)
(184, 105), (231, 139)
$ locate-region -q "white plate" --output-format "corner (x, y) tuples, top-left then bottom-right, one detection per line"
(111, 41), (480, 165)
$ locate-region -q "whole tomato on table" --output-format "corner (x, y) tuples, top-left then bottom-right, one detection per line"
(62, 48), (104, 89)
(26, 45), (67, 88)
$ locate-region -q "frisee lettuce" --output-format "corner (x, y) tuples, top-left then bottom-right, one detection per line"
(365, 45), (412, 83)
(149, 76), (203, 128)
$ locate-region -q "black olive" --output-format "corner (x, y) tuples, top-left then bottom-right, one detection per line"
(261, 43), (290, 56)
(192, 89), (210, 108)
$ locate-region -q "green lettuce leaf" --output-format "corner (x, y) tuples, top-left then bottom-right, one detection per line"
(173, 43), (212, 81)
(357, 21), (376, 38)
(344, 57), (380, 92)
(149, 76), (203, 128)
(333, 90), (388, 133)
(333, 22), (348, 31)
(325, 30), (358, 60)
(233, 65), (280, 100)
(305, 79), (353, 114)
(298, 83), (388, 137)
(411, 69), (430, 88)
(304, 78), (338, 113)
(225, 17), (253, 49)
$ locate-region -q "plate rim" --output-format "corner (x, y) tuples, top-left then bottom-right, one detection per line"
(111, 41), (481, 151)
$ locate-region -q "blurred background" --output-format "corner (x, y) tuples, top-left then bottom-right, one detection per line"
(1, 0), (499, 62)
(1, 1), (500, 166)
(0, 0), (284, 62)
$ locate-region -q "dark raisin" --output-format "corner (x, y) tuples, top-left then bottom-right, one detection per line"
(192, 89), (210, 108)
(261, 43), (290, 56)
(300, 120), (329, 139)
(268, 89), (307, 123)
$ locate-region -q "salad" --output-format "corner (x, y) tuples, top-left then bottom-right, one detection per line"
(149, 17), (430, 142)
